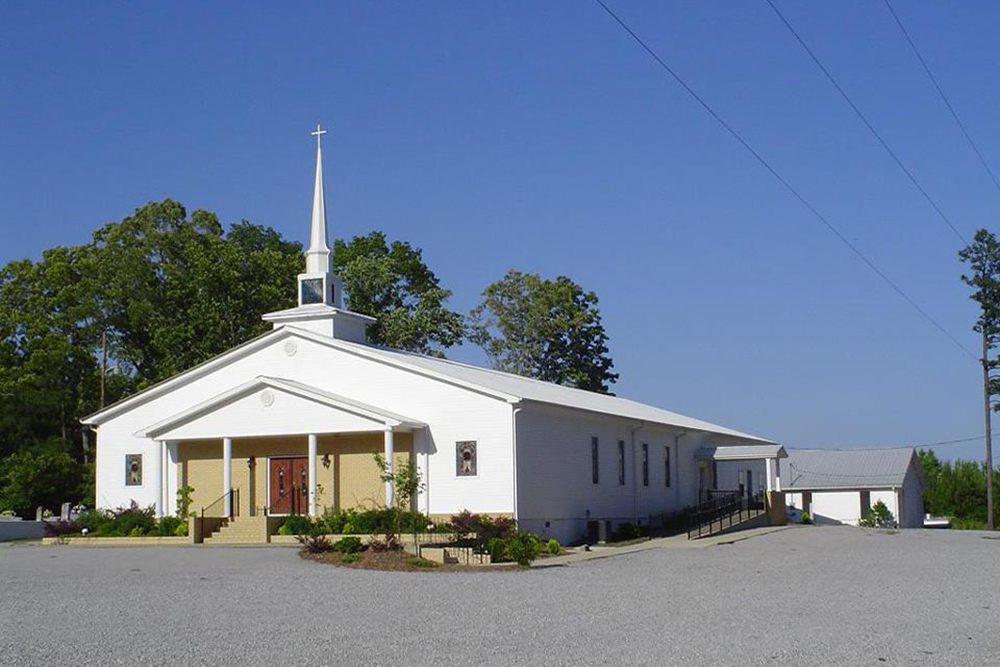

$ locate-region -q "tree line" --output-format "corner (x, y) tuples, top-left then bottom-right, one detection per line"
(0, 199), (617, 516)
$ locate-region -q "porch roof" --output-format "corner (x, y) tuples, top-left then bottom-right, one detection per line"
(694, 444), (787, 461)
(136, 375), (425, 440)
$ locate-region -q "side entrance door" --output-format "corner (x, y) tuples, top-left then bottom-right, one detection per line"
(270, 457), (309, 514)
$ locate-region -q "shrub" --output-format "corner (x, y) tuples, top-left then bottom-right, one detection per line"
(75, 509), (112, 535)
(506, 531), (541, 566)
(176, 485), (195, 518)
(173, 521), (189, 537)
(800, 511), (812, 525)
(406, 557), (437, 568)
(107, 502), (156, 537)
(341, 522), (355, 535)
(368, 530), (401, 552)
(341, 552), (361, 564)
(332, 536), (364, 554)
(297, 534), (335, 553)
(450, 510), (478, 540)
(546, 539), (560, 555)
(320, 507), (434, 535)
(43, 519), (78, 537)
(612, 523), (641, 542)
(279, 514), (316, 535)
(859, 501), (896, 528)
(157, 516), (182, 537)
(485, 537), (507, 563)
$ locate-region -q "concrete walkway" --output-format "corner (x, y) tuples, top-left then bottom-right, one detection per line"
(536, 524), (793, 567)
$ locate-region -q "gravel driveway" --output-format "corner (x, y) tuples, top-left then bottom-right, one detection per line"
(2, 526), (998, 666)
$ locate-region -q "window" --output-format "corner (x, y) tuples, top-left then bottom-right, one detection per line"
(642, 443), (649, 487)
(125, 454), (142, 486)
(617, 440), (625, 486)
(300, 277), (324, 304)
(664, 446), (671, 488)
(456, 441), (477, 476)
(591, 437), (599, 484)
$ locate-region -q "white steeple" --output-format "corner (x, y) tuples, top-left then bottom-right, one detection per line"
(304, 124), (331, 274)
(261, 123), (375, 343)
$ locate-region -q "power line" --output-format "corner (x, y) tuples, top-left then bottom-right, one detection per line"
(881, 0), (1000, 195)
(591, 0), (976, 361)
(764, 0), (967, 246)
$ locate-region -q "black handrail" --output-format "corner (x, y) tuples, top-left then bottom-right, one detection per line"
(200, 488), (239, 521)
(687, 490), (765, 539)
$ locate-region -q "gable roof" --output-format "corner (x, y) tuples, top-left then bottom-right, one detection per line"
(781, 447), (919, 491)
(136, 376), (424, 439)
(83, 326), (773, 443)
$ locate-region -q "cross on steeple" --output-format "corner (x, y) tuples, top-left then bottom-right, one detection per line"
(311, 123), (327, 147)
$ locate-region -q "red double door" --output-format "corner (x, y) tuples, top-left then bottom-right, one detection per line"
(269, 457), (309, 515)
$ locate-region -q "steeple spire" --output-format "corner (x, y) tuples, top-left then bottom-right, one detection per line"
(305, 124), (330, 274)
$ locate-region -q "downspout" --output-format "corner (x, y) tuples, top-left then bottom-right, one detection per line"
(511, 405), (522, 525)
(630, 421), (645, 524)
(673, 430), (687, 509)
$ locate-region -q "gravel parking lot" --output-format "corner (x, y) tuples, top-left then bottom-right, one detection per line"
(2, 526), (998, 666)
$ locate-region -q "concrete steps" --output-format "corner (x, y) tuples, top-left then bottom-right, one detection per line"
(204, 516), (268, 545)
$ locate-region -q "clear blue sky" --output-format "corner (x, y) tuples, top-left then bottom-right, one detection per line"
(3, 2), (999, 460)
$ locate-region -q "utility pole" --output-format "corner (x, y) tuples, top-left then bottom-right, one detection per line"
(100, 330), (107, 409)
(985, 331), (995, 531)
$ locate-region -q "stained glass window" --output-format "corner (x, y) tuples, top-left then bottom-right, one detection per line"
(456, 441), (477, 476)
(125, 454), (142, 486)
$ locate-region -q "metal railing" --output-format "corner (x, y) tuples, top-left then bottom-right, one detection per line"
(200, 488), (239, 521)
(687, 489), (765, 540)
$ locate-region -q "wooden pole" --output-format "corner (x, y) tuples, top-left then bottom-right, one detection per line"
(99, 330), (107, 409)
(984, 331), (995, 531)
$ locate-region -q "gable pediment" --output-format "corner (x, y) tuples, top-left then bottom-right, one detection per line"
(136, 376), (423, 441)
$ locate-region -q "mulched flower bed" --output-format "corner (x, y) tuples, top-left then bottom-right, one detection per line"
(300, 549), (521, 572)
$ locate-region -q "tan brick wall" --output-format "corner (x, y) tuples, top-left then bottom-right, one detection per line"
(177, 432), (413, 516)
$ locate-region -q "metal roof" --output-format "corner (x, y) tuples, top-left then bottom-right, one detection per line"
(781, 447), (918, 490)
(695, 445), (787, 461)
(336, 339), (775, 443)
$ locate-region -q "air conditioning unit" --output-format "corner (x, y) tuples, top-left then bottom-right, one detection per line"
(586, 519), (612, 544)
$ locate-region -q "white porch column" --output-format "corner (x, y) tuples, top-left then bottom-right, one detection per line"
(774, 458), (782, 493)
(153, 440), (164, 518)
(384, 427), (395, 508)
(308, 434), (318, 516)
(765, 457), (774, 493)
(223, 437), (233, 516)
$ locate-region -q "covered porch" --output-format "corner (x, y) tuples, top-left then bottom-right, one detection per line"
(137, 376), (425, 519)
(694, 444), (787, 501)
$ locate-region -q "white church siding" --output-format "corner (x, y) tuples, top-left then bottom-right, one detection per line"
(94, 329), (515, 517)
(513, 403), (764, 543)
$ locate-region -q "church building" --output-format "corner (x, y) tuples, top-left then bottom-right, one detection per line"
(83, 126), (782, 543)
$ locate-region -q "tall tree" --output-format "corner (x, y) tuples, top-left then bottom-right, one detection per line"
(469, 270), (618, 393)
(333, 231), (464, 356)
(0, 245), (103, 459)
(959, 228), (1000, 531)
(92, 200), (302, 386)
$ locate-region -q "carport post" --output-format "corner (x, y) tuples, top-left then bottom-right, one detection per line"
(308, 434), (318, 516)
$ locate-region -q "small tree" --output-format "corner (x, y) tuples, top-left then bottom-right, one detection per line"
(373, 454), (424, 546)
(859, 500), (895, 528)
(176, 485), (195, 519)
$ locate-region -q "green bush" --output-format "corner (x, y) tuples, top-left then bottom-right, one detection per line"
(506, 531), (541, 566)
(320, 507), (434, 535)
(406, 557), (437, 568)
(157, 516), (183, 536)
(341, 552), (361, 564)
(485, 537), (507, 563)
(859, 500), (895, 528)
(75, 509), (113, 535)
(102, 502), (156, 537)
(173, 521), (189, 537)
(546, 539), (560, 555)
(332, 536), (364, 554)
(800, 511), (812, 525)
(612, 523), (643, 542)
(279, 514), (316, 535)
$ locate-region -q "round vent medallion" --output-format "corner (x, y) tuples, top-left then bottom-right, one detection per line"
(260, 390), (276, 407)
(283, 340), (298, 356)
